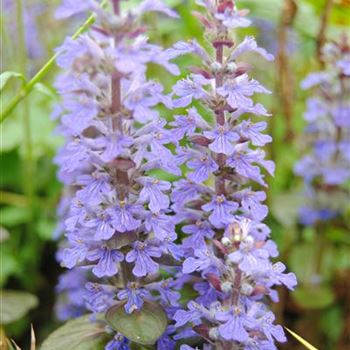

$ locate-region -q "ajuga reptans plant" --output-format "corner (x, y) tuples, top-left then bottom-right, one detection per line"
(295, 35), (350, 226)
(53, 0), (297, 348)
(53, 0), (184, 348)
(167, 1), (297, 349)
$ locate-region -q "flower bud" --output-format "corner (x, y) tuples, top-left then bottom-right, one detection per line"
(209, 327), (219, 340)
(210, 61), (222, 73)
(241, 283), (253, 296)
(225, 62), (237, 73)
(221, 281), (233, 293)
(221, 237), (231, 246)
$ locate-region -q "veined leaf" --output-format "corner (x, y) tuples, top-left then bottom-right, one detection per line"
(41, 315), (108, 350)
(106, 301), (168, 345)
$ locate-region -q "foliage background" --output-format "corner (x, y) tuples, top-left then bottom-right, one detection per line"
(1, 0), (349, 349)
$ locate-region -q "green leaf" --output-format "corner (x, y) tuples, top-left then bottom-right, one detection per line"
(41, 315), (109, 350)
(293, 285), (335, 309)
(0, 207), (30, 227)
(0, 247), (18, 287)
(0, 71), (25, 91)
(0, 290), (38, 324)
(105, 301), (168, 345)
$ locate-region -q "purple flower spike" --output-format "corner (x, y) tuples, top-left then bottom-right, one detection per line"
(168, 1), (296, 348)
(295, 37), (350, 226)
(54, 0), (182, 333)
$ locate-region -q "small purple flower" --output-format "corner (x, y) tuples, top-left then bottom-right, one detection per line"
(228, 240), (269, 274)
(182, 221), (215, 250)
(235, 189), (268, 221)
(126, 242), (162, 277)
(138, 177), (171, 213)
(204, 125), (239, 155)
(61, 98), (99, 135)
(76, 173), (112, 205)
(229, 36), (274, 61)
(84, 282), (115, 313)
(87, 246), (124, 278)
(117, 286), (151, 314)
(217, 75), (271, 109)
(202, 195), (238, 228)
(105, 335), (130, 350)
(85, 212), (115, 241)
(173, 301), (205, 327)
(215, 9), (251, 29)
(187, 154), (218, 183)
(238, 120), (272, 146)
(62, 232), (89, 269)
(173, 75), (210, 107)
(217, 307), (254, 342)
(145, 212), (176, 240)
(182, 248), (217, 274)
(109, 201), (142, 233)
(99, 133), (133, 162)
(268, 262), (297, 290)
(170, 107), (209, 139)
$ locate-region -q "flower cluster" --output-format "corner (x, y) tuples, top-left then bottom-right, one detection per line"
(54, 0), (297, 348)
(166, 1), (297, 349)
(53, 0), (183, 347)
(295, 35), (350, 225)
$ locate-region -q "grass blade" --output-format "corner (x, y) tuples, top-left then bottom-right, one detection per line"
(285, 327), (319, 350)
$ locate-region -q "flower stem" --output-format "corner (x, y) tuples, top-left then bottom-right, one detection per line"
(214, 43), (226, 196)
(316, 0), (334, 68)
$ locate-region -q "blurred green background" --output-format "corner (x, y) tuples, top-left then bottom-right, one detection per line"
(1, 0), (350, 349)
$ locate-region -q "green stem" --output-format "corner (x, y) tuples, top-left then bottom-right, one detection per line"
(17, 0), (35, 225)
(314, 223), (326, 276)
(0, 0), (108, 123)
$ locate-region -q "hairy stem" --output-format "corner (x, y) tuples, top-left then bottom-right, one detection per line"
(214, 43), (227, 195)
(110, 0), (130, 203)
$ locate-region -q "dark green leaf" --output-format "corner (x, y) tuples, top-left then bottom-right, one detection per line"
(105, 301), (168, 345)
